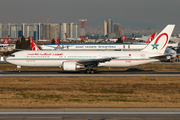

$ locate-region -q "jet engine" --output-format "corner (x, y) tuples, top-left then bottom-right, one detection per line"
(165, 48), (177, 61)
(62, 61), (84, 71)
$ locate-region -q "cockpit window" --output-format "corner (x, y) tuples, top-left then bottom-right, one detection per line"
(10, 54), (15, 57)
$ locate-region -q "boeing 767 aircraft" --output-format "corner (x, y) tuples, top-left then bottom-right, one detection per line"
(6, 25), (175, 73)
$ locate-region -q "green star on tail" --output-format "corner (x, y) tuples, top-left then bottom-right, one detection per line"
(151, 42), (159, 50)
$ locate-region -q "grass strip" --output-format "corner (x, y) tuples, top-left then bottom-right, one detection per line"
(0, 77), (180, 107)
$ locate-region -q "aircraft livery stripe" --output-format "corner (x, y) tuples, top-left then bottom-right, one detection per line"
(7, 58), (157, 61)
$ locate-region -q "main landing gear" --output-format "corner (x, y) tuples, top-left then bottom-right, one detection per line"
(85, 69), (95, 74)
(85, 66), (95, 74)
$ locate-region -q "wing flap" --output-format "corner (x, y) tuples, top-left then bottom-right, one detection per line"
(77, 57), (116, 66)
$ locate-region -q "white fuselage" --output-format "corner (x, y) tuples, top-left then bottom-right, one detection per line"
(6, 50), (159, 68)
(0, 44), (8, 46)
(67, 38), (81, 41)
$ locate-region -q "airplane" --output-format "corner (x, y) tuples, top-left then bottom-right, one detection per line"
(135, 33), (156, 42)
(6, 25), (175, 73)
(30, 38), (62, 51)
(65, 33), (81, 42)
(0, 38), (9, 46)
(145, 33), (155, 43)
(121, 35), (126, 41)
(44, 33), (178, 61)
(56, 38), (59, 44)
(105, 36), (126, 43)
(141, 32), (178, 61)
(144, 33), (178, 61)
(54, 38), (62, 51)
(30, 38), (40, 51)
(0, 38), (10, 50)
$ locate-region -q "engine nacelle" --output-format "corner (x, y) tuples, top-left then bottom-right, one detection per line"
(62, 61), (84, 71)
(165, 48), (177, 59)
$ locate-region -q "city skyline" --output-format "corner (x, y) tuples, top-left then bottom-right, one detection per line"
(0, 0), (180, 30)
(0, 22), (178, 40)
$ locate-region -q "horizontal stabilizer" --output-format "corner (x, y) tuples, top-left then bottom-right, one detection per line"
(149, 54), (172, 59)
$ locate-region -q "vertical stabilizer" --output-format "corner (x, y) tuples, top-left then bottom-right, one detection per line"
(65, 33), (68, 38)
(30, 38), (40, 51)
(121, 36), (125, 40)
(142, 25), (175, 54)
(3, 38), (8, 44)
(146, 33), (155, 43)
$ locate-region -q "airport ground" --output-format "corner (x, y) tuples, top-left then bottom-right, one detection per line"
(0, 76), (180, 108)
(1, 63), (180, 71)
(0, 64), (180, 108)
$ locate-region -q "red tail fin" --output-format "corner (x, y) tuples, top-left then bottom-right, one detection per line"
(146, 33), (155, 43)
(65, 33), (68, 38)
(3, 38), (8, 44)
(121, 36), (125, 40)
(30, 38), (40, 51)
(56, 38), (59, 44)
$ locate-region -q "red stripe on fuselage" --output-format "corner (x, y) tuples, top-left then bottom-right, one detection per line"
(7, 59), (157, 61)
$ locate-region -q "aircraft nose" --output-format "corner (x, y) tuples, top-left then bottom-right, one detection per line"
(6, 56), (10, 62)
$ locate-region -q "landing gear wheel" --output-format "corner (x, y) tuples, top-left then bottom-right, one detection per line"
(86, 69), (95, 74)
(91, 69), (94, 74)
(17, 66), (21, 73)
(86, 69), (91, 74)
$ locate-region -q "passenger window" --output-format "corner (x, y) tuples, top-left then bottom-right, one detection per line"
(10, 55), (15, 57)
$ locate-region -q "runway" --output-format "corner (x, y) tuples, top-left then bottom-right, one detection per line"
(1, 70), (180, 77)
(0, 108), (180, 120)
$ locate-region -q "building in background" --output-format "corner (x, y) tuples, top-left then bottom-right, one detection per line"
(22, 23), (40, 40)
(113, 23), (121, 38)
(40, 23), (50, 39)
(60, 23), (79, 40)
(0, 23), (2, 37)
(103, 19), (113, 37)
(72, 23), (79, 38)
(40, 23), (59, 40)
(10, 23), (22, 38)
(103, 20), (107, 36)
(2, 24), (10, 38)
(0, 22), (78, 41)
(49, 23), (60, 40)
(107, 19), (112, 34)
(60, 23), (69, 40)
(69, 23), (73, 38)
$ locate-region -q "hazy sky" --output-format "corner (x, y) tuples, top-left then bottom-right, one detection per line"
(0, 0), (180, 28)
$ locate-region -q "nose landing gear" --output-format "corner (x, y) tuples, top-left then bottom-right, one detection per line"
(17, 66), (21, 73)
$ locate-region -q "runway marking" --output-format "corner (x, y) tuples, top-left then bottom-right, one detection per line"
(0, 112), (180, 114)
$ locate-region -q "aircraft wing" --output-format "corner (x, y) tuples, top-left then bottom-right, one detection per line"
(77, 57), (117, 66)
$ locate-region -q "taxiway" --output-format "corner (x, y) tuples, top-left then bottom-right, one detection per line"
(0, 108), (180, 120)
